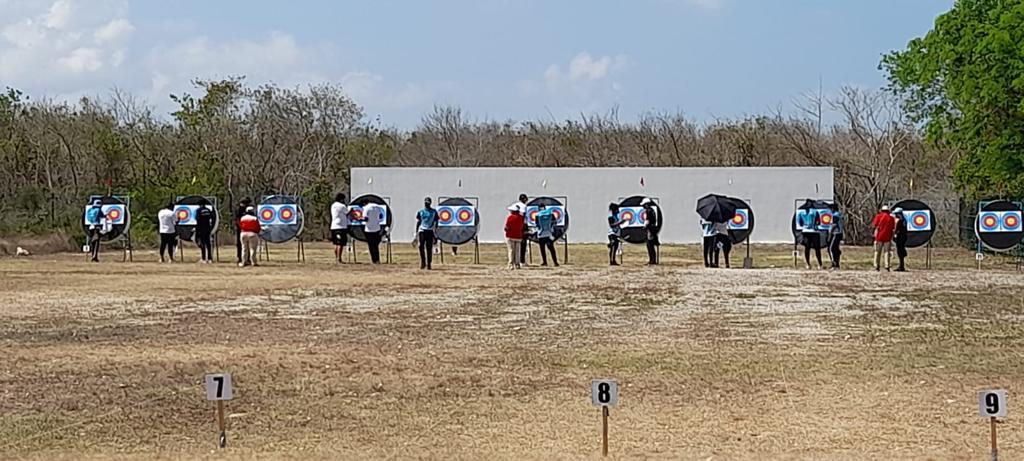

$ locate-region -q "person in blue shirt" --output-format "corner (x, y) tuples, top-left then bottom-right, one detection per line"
(799, 200), (823, 270)
(415, 197), (439, 270)
(85, 199), (105, 262)
(536, 203), (559, 267)
(827, 202), (844, 270)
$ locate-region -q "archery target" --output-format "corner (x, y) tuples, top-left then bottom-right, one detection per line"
(893, 199), (935, 248)
(791, 199), (832, 242)
(975, 200), (1024, 251)
(80, 196), (131, 242)
(617, 196), (662, 245)
(173, 195), (219, 242)
(436, 197), (479, 245)
(525, 197), (568, 243)
(257, 196), (304, 244)
(726, 201), (755, 244)
(348, 194), (392, 243)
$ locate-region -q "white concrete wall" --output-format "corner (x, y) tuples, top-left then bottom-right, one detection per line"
(351, 167), (834, 244)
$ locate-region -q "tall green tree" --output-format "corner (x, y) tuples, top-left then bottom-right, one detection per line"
(882, 0), (1024, 198)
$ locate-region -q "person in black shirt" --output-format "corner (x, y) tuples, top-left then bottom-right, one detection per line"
(234, 197), (251, 263)
(893, 208), (909, 272)
(642, 198), (661, 265)
(607, 203), (627, 266)
(195, 204), (215, 263)
(517, 194), (529, 265)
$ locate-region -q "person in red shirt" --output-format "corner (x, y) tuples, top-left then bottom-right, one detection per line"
(504, 205), (525, 269)
(238, 206), (262, 267)
(871, 205), (896, 271)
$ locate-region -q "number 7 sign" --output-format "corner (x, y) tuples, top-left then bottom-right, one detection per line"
(205, 373), (234, 401)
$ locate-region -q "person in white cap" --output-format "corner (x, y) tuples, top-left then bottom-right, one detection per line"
(238, 206), (261, 267)
(504, 204), (525, 269)
(871, 204), (896, 271)
(892, 207), (909, 271)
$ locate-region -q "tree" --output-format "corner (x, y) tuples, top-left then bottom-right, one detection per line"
(882, 0), (1024, 198)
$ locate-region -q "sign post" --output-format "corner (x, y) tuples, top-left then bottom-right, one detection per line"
(590, 379), (619, 457)
(205, 373), (234, 448)
(979, 389), (1008, 461)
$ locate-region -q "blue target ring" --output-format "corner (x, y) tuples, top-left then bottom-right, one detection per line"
(455, 206), (474, 225)
(278, 205), (297, 224)
(1003, 211), (1022, 232)
(979, 212), (1001, 233)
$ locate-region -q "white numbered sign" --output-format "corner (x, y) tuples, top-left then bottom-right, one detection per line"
(205, 373), (234, 401)
(979, 389), (1008, 418)
(591, 379), (619, 407)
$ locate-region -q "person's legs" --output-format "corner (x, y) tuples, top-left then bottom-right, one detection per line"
(703, 236), (714, 267)
(884, 242), (892, 270)
(829, 234), (842, 268)
(896, 242), (907, 271)
(718, 235), (732, 269)
(424, 231), (435, 268)
(367, 232), (381, 264)
(547, 239), (559, 266)
(235, 231), (242, 263)
(539, 237), (550, 266)
(646, 233), (658, 265)
(608, 236), (619, 266)
(89, 229), (100, 261)
(519, 237), (528, 265)
(418, 231), (428, 269)
(513, 239), (523, 268)
(506, 238), (515, 269)
(803, 235), (812, 269)
(873, 242), (882, 270)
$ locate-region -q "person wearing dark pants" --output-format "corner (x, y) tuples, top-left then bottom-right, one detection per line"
(536, 203), (559, 267)
(642, 198), (661, 265)
(827, 203), (844, 270)
(157, 203), (178, 262)
(363, 201), (385, 264)
(517, 194), (529, 266)
(798, 201), (822, 270)
(85, 199), (105, 262)
(234, 198), (251, 263)
(893, 207), (909, 272)
(416, 197), (439, 270)
(714, 221), (732, 268)
(607, 203), (626, 266)
(701, 220), (716, 267)
(195, 204), (215, 263)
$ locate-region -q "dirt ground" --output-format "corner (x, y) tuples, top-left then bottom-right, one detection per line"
(1, 241), (1023, 460)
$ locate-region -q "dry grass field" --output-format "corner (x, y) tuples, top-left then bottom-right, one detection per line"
(1, 241), (1023, 460)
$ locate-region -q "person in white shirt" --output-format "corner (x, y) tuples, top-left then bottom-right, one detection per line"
(330, 193), (350, 263)
(362, 202), (384, 264)
(157, 203), (178, 262)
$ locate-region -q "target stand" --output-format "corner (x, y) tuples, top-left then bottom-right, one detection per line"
(349, 194), (394, 264)
(436, 196), (481, 265)
(615, 196), (662, 265)
(974, 200), (1024, 271)
(524, 195), (570, 265)
(174, 195), (221, 262)
(82, 194), (134, 262)
(730, 198), (755, 269)
(791, 199), (834, 268)
(256, 195), (306, 263)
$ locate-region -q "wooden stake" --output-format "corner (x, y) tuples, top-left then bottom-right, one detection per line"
(217, 400), (227, 448)
(991, 416), (998, 461)
(601, 406), (609, 457)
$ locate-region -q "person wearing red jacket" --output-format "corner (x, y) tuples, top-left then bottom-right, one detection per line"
(504, 205), (525, 270)
(871, 204), (896, 271)
(238, 206), (262, 267)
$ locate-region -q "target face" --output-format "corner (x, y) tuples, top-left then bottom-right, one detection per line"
(437, 205), (476, 227)
(619, 209), (636, 227)
(83, 204), (126, 225)
(975, 200), (1024, 251)
(438, 208), (455, 226)
(348, 205), (387, 225)
(616, 196), (662, 245)
(729, 209), (750, 230)
(174, 205), (198, 225)
(618, 207), (646, 228)
(795, 208), (832, 231)
(81, 196), (131, 243)
(525, 205), (566, 227)
(907, 210), (932, 232)
(347, 194), (393, 243)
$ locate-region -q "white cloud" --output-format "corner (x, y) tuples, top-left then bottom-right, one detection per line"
(94, 18), (133, 43)
(519, 52), (630, 119)
(44, 0), (73, 29)
(58, 47), (103, 73)
(541, 52), (628, 89)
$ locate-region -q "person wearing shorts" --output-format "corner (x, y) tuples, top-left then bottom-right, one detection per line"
(157, 203), (178, 262)
(330, 193), (350, 263)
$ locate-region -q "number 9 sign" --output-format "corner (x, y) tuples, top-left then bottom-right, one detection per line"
(591, 379), (619, 407)
(979, 389), (1007, 418)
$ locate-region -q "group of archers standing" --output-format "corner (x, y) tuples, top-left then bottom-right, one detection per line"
(502, 194), (563, 269)
(796, 201), (913, 271)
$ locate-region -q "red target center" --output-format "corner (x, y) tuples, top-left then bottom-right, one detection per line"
(177, 210), (189, 220)
(1006, 215), (1019, 227)
(280, 209), (293, 220)
(458, 210), (472, 221)
(984, 216), (998, 227)
(821, 214), (833, 224)
(913, 215), (926, 226)
(261, 209), (274, 220)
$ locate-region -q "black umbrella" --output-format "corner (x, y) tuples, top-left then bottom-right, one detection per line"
(696, 194), (743, 223)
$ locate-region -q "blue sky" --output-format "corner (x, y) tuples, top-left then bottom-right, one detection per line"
(0, 0), (953, 128)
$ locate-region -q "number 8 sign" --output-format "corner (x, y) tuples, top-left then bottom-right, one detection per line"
(591, 379), (619, 407)
(979, 389), (1008, 418)
(205, 373), (234, 401)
